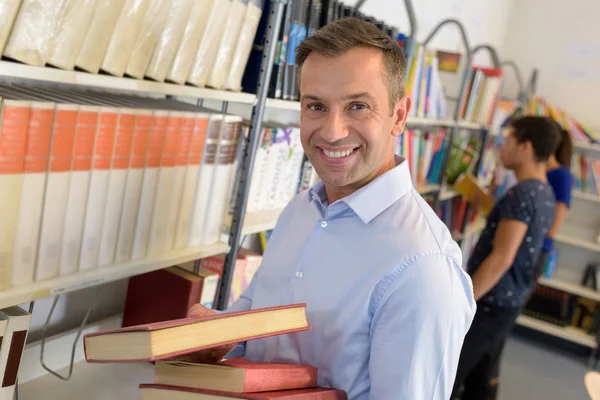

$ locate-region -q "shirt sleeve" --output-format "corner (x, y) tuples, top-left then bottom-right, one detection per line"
(498, 187), (537, 224)
(551, 171), (573, 207)
(368, 253), (476, 400)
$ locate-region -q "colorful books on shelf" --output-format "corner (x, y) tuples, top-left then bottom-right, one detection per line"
(0, 0), (263, 93)
(458, 66), (503, 126)
(253, 0), (401, 100)
(245, 124), (306, 215)
(405, 43), (448, 119)
(394, 129), (447, 188)
(0, 86), (239, 290)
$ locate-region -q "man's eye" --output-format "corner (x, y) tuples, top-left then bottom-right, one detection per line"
(350, 103), (368, 111)
(308, 104), (326, 112)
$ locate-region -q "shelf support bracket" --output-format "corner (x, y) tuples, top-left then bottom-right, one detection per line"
(472, 44), (501, 68)
(39, 290), (99, 381)
(500, 60), (525, 101)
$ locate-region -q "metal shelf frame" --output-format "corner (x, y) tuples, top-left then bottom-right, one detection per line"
(217, 0), (288, 310)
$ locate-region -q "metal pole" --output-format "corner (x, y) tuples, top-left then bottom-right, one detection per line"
(500, 60), (525, 101)
(217, 0), (287, 310)
(472, 44), (501, 68)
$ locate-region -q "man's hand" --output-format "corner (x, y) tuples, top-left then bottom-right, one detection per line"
(170, 303), (237, 364)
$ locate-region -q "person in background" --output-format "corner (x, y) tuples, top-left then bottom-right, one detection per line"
(187, 18), (476, 400)
(536, 125), (573, 278)
(452, 116), (561, 400)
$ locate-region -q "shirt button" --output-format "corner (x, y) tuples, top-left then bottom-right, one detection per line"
(296, 271), (303, 278)
(320, 220), (327, 228)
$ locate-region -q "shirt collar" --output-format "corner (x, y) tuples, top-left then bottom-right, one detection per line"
(308, 155), (413, 224)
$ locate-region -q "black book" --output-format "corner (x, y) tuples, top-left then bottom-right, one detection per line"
(320, 0), (336, 27)
(270, 1), (295, 99)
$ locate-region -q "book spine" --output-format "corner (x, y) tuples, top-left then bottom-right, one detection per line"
(203, 118), (242, 245)
(115, 110), (153, 263)
(188, 116), (221, 247)
(59, 107), (99, 277)
(0, 101), (30, 289)
(35, 104), (78, 282)
(98, 110), (136, 267)
(132, 111), (168, 260)
(174, 114), (209, 249)
(166, 113), (195, 250)
(148, 112), (183, 256)
(78, 108), (118, 271)
(11, 102), (54, 287)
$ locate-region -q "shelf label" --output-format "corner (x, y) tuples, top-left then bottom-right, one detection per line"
(51, 277), (106, 295)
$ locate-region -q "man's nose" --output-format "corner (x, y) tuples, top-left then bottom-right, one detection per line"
(320, 111), (350, 143)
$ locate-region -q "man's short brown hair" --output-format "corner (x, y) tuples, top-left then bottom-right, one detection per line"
(295, 18), (407, 108)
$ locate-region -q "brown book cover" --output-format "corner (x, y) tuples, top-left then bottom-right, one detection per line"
(84, 304), (310, 363)
(139, 384), (348, 399)
(154, 357), (318, 393)
(122, 266), (205, 328)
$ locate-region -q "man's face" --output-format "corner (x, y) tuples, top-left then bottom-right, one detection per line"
(299, 47), (409, 192)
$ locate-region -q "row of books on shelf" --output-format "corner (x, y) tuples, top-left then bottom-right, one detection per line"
(458, 66), (503, 126)
(0, 85), (247, 290)
(0, 0), (262, 91)
(406, 43), (449, 119)
(261, 0), (402, 101)
(572, 153), (600, 195)
(85, 303), (347, 399)
(523, 284), (600, 336)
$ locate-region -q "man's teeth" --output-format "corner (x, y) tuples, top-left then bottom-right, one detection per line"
(323, 149), (354, 158)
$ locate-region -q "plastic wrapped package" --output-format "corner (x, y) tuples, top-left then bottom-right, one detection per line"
(47, 0), (97, 70)
(3, 0), (68, 66)
(186, 0), (231, 88)
(0, 0), (22, 54)
(166, 0), (214, 85)
(206, 0), (248, 90)
(100, 0), (151, 77)
(144, 0), (192, 82)
(224, 0), (263, 92)
(76, 0), (126, 73)
(125, 0), (169, 79)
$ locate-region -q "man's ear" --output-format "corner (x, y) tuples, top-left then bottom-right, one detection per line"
(392, 96), (411, 137)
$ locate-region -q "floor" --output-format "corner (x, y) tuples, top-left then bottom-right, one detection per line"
(19, 332), (594, 399)
(499, 331), (591, 400)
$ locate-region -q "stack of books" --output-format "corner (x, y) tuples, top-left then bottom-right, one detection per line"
(84, 304), (347, 399)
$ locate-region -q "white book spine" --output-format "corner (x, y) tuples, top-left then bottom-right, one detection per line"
(35, 104), (78, 282)
(166, 113), (195, 250)
(78, 108), (118, 271)
(0, 100), (30, 289)
(98, 110), (135, 267)
(115, 110), (152, 263)
(188, 115), (220, 247)
(59, 106), (99, 276)
(147, 112), (183, 256)
(0, 0), (22, 55)
(131, 111), (167, 260)
(11, 102), (54, 287)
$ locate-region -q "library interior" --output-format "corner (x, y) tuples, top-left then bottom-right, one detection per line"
(0, 0), (598, 399)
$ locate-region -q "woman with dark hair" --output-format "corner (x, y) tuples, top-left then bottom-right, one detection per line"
(535, 126), (574, 278)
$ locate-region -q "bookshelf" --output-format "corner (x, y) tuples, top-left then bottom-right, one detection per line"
(516, 314), (597, 349)
(538, 277), (600, 302)
(554, 234), (600, 253)
(0, 242), (228, 310)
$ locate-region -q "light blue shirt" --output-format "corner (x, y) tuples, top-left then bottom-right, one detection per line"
(227, 156), (476, 400)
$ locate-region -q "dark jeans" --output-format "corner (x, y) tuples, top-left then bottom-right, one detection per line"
(452, 303), (521, 400)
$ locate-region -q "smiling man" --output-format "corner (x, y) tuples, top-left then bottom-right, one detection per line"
(189, 18), (475, 399)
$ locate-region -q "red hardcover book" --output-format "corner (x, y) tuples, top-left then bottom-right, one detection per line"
(154, 357), (318, 393)
(84, 304), (309, 363)
(122, 267), (205, 328)
(139, 384), (348, 400)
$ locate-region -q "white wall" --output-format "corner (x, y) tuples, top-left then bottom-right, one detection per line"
(501, 0), (600, 130)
